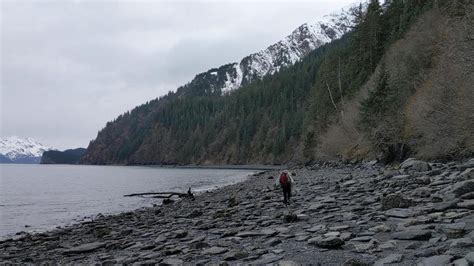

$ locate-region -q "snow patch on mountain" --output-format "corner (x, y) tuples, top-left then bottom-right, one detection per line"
(177, 7), (356, 97)
(219, 19), (348, 94)
(0, 136), (52, 163)
(222, 64), (243, 94)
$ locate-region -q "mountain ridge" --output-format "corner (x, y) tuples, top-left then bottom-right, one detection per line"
(0, 136), (52, 164)
(175, 17), (351, 97)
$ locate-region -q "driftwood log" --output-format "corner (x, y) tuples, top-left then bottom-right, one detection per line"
(124, 192), (188, 199)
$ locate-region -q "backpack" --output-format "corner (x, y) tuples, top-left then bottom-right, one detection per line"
(279, 172), (289, 186)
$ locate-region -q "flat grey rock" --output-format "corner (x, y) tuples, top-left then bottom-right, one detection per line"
(465, 252), (474, 264)
(306, 224), (325, 233)
(62, 242), (106, 254)
(450, 180), (474, 197)
(235, 231), (264, 237)
(202, 246), (228, 255)
(457, 199), (474, 209)
(375, 254), (403, 266)
(307, 203), (324, 211)
(265, 238), (282, 247)
(385, 208), (417, 218)
(449, 237), (473, 248)
(417, 255), (453, 266)
(160, 258), (184, 265)
(432, 200), (458, 212)
(251, 254), (283, 264)
(307, 236), (344, 248)
(261, 228), (278, 237)
(452, 258), (469, 266)
(392, 230), (432, 240)
(350, 236), (373, 242)
(223, 251), (248, 261)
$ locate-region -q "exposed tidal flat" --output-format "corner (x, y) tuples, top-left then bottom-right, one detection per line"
(1, 159), (474, 265)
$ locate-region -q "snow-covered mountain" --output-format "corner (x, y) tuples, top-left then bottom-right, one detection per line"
(177, 16), (351, 96)
(0, 136), (52, 164)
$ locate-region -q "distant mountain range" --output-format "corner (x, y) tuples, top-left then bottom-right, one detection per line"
(0, 136), (52, 164)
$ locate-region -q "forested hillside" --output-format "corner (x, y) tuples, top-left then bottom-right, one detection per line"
(41, 148), (86, 164)
(81, 0), (473, 165)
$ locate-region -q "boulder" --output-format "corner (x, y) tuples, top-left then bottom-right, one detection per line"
(187, 210), (203, 218)
(412, 187), (432, 198)
(382, 194), (414, 210)
(173, 230), (187, 238)
(401, 158), (431, 172)
(442, 222), (466, 238)
(189, 241), (210, 249)
(283, 213), (298, 223)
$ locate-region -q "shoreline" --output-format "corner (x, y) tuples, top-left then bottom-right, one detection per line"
(0, 167), (264, 242)
(1, 159), (473, 264)
(2, 163), (279, 170)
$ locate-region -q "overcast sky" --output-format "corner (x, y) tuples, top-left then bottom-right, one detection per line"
(1, 0), (355, 149)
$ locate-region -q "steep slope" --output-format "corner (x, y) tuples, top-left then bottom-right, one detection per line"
(0, 136), (52, 164)
(82, 0), (466, 165)
(311, 1), (474, 162)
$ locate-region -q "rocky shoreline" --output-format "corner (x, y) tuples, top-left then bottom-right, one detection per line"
(1, 158), (474, 265)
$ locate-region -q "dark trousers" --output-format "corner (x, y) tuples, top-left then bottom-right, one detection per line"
(282, 183), (292, 204)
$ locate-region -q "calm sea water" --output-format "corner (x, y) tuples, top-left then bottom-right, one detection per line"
(0, 164), (256, 238)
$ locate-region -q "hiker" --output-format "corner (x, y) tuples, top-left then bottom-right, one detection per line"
(276, 170), (295, 205)
(187, 187), (195, 200)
